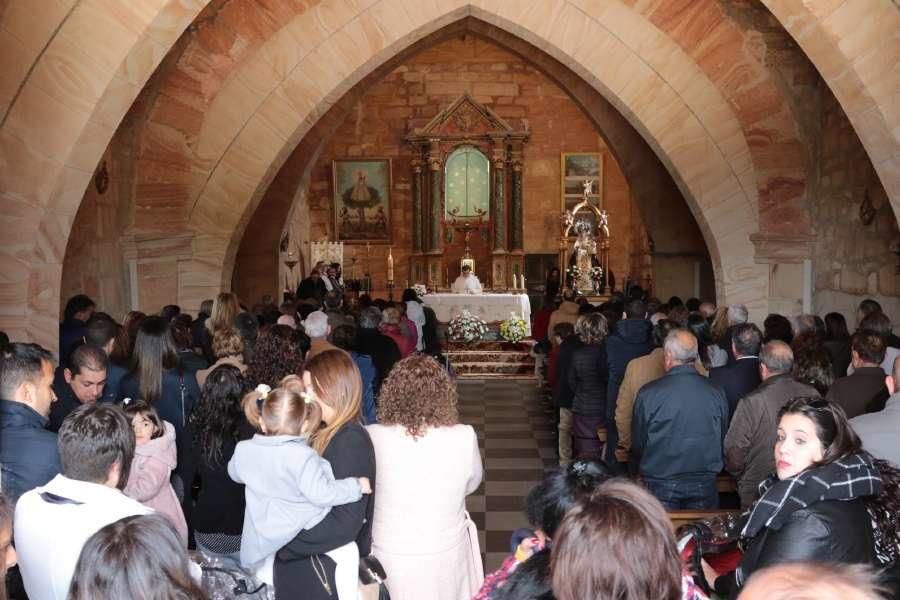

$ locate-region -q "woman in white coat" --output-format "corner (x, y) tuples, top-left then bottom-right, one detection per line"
(366, 354), (483, 600)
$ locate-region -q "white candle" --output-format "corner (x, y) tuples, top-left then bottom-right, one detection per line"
(387, 247), (394, 281)
(522, 275), (526, 290)
(511, 274), (517, 289)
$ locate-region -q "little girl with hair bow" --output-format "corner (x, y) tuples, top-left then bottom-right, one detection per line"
(228, 378), (372, 596)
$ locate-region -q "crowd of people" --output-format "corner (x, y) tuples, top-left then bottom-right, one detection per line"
(0, 277), (898, 599)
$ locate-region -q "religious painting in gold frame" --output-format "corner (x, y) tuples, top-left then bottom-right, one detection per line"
(333, 158), (392, 243)
(561, 152), (603, 235)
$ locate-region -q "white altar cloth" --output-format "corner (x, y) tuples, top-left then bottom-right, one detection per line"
(423, 293), (532, 336)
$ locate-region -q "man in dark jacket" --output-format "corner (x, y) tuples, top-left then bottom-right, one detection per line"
(58, 293), (95, 367)
(604, 299), (652, 466)
(826, 330), (888, 418)
(49, 345), (108, 432)
(296, 263), (328, 305)
(710, 322), (762, 417)
(632, 329), (729, 509)
(356, 306), (400, 396)
(552, 322), (583, 466)
(724, 341), (820, 507)
(0, 343), (61, 503)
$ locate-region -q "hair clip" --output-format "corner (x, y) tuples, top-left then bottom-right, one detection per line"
(255, 384), (271, 400)
(300, 391), (314, 405)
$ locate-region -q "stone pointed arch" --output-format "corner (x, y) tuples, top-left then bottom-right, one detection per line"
(184, 0), (768, 320)
(0, 0), (208, 349)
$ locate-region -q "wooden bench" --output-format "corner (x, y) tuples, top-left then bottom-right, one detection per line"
(668, 509), (735, 530)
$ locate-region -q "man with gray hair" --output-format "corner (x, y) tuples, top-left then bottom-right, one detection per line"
(724, 340), (819, 507)
(719, 303), (749, 362)
(356, 306), (400, 395)
(850, 355), (900, 466)
(632, 329), (729, 509)
(302, 310), (338, 360)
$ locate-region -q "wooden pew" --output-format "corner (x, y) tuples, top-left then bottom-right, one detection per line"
(668, 509), (735, 530)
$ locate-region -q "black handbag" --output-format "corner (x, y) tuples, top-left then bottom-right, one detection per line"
(359, 555), (390, 600)
(676, 512), (744, 595)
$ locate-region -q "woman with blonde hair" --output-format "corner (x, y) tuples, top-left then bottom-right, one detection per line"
(202, 292), (240, 362)
(272, 349), (376, 600)
(367, 354), (483, 600)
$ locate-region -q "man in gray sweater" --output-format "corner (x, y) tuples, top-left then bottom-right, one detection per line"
(723, 341), (819, 508)
(851, 355), (900, 466)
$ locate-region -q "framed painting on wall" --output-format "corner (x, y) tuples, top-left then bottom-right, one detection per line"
(561, 152), (603, 234)
(333, 158), (392, 243)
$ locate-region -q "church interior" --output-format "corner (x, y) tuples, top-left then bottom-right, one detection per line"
(1, 0), (899, 596)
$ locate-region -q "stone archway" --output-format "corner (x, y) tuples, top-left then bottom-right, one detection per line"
(184, 1), (767, 321)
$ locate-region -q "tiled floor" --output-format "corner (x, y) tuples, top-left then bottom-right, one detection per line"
(458, 378), (558, 572)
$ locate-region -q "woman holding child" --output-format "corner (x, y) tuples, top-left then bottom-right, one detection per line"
(270, 349), (377, 600)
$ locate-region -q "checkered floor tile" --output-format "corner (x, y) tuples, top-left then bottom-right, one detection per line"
(457, 378), (557, 572)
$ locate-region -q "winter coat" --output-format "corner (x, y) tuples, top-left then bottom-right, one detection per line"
(615, 347), (666, 456)
(632, 364), (729, 481)
(826, 367), (889, 418)
(195, 354), (246, 388)
(717, 499), (874, 599)
(0, 400), (61, 503)
(709, 357), (761, 418)
(273, 423), (376, 600)
(124, 421), (188, 542)
(605, 318), (653, 457)
(723, 374), (820, 507)
(568, 343), (609, 418)
(352, 351), (377, 424)
(228, 434), (362, 571)
(357, 328), (401, 392)
(551, 335), (583, 410)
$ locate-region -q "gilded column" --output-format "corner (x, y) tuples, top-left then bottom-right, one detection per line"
(491, 137), (507, 251)
(411, 155), (424, 253)
(428, 140), (442, 252)
(510, 145), (524, 251)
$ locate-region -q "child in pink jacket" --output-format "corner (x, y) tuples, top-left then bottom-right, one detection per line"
(123, 399), (188, 543)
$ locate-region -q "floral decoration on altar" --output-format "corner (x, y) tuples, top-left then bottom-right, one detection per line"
(499, 312), (528, 343)
(412, 283), (428, 298)
(447, 310), (488, 343)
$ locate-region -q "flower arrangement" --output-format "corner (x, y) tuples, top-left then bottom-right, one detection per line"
(413, 283), (427, 298)
(590, 266), (604, 281)
(447, 309), (488, 343)
(565, 264), (582, 282)
(499, 312), (528, 343)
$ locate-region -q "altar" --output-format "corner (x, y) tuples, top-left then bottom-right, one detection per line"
(423, 293), (532, 336)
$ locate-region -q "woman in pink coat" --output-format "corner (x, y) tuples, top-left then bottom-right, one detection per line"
(366, 355), (483, 600)
(123, 400), (189, 543)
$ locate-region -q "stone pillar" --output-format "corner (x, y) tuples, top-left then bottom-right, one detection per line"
(491, 137), (507, 251)
(411, 155), (424, 253)
(510, 144), (524, 252)
(428, 140), (442, 253)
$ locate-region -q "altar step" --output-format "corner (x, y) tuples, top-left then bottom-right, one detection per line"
(444, 340), (537, 379)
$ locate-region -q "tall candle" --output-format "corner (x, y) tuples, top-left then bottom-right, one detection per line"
(512, 274), (518, 289)
(522, 275), (526, 290)
(387, 247), (394, 281)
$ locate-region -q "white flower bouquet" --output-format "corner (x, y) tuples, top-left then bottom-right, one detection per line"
(447, 309), (488, 343)
(499, 312), (528, 343)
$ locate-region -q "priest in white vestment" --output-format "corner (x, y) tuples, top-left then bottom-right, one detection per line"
(451, 265), (483, 294)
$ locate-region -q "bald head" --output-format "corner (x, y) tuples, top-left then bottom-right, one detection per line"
(739, 563), (886, 600)
(760, 340), (793, 379)
(663, 329), (698, 370)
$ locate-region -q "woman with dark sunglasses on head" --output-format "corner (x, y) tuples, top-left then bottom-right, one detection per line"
(705, 397), (900, 599)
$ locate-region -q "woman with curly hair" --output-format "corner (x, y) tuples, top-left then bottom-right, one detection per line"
(366, 354), (483, 600)
(243, 324), (305, 388)
(704, 397), (900, 598)
(181, 364), (253, 558)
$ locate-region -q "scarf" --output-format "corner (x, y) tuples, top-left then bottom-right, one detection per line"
(741, 452), (882, 540)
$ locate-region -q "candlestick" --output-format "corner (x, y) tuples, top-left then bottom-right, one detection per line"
(512, 274), (518, 289)
(522, 275), (526, 291)
(387, 247), (394, 282)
